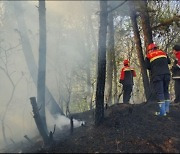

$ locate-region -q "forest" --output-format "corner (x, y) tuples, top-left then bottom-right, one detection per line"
(0, 0), (179, 153)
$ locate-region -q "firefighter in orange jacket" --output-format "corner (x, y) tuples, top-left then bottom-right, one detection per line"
(145, 43), (171, 116)
(119, 60), (136, 104)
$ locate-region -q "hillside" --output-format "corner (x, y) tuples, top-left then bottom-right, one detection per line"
(3, 102), (180, 153)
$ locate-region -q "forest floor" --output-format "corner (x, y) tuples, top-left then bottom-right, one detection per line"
(2, 101), (180, 153)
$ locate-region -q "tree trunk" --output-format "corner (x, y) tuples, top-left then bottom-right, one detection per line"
(86, 54), (92, 110)
(105, 10), (114, 105)
(65, 78), (72, 117)
(86, 6), (98, 78)
(37, 0), (48, 134)
(30, 97), (49, 145)
(139, 0), (156, 101)
(95, 1), (108, 126)
(113, 57), (118, 104)
(83, 14), (93, 110)
(139, 0), (153, 47)
(129, 2), (151, 100)
(12, 1), (64, 116)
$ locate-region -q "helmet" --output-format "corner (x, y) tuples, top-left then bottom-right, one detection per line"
(147, 43), (157, 51)
(123, 59), (129, 66)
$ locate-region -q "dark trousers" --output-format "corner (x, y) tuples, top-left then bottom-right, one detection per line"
(153, 74), (170, 102)
(123, 84), (133, 104)
(174, 79), (180, 103)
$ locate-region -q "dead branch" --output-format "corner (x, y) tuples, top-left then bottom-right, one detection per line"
(24, 135), (33, 145)
(152, 15), (180, 30)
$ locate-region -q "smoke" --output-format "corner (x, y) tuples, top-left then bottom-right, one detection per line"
(46, 108), (83, 131)
(0, 1), (98, 150)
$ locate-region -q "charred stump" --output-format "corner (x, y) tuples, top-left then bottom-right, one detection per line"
(70, 116), (74, 135)
(48, 124), (56, 146)
(30, 97), (49, 145)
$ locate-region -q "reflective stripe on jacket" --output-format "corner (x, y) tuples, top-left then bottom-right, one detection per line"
(120, 66), (136, 85)
(147, 50), (167, 63)
(145, 49), (170, 78)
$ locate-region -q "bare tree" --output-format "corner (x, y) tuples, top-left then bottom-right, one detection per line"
(129, 1), (151, 101)
(64, 71), (72, 117)
(37, 0), (48, 134)
(139, 0), (153, 47)
(11, 1), (64, 116)
(0, 44), (22, 145)
(139, 0), (156, 101)
(30, 97), (49, 145)
(105, 6), (114, 106)
(95, 1), (108, 126)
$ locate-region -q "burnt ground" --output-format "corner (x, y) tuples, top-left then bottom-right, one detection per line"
(2, 102), (180, 153)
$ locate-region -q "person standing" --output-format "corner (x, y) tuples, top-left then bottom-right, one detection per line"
(145, 43), (171, 116)
(119, 59), (136, 104)
(171, 44), (180, 105)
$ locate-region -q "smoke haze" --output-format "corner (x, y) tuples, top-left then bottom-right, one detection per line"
(0, 1), (98, 149)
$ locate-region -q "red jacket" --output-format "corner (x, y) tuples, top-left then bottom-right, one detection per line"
(145, 49), (170, 78)
(175, 51), (180, 66)
(120, 66), (136, 85)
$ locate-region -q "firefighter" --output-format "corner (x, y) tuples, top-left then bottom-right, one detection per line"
(171, 44), (180, 105)
(119, 59), (136, 104)
(145, 43), (171, 116)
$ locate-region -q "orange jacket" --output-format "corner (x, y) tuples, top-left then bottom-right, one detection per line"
(120, 66), (136, 85)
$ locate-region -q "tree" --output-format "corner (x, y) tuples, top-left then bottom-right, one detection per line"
(129, 1), (151, 101)
(105, 6), (114, 105)
(0, 44), (23, 145)
(11, 1), (64, 116)
(95, 1), (108, 126)
(37, 0), (48, 134)
(83, 1), (99, 110)
(139, 0), (156, 101)
(139, 0), (153, 47)
(30, 97), (49, 145)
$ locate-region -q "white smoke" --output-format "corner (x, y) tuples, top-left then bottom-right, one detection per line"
(46, 108), (83, 131)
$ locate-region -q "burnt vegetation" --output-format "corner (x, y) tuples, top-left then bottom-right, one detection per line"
(2, 102), (180, 153)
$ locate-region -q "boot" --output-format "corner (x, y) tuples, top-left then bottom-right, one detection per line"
(155, 102), (166, 116)
(165, 100), (170, 113)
